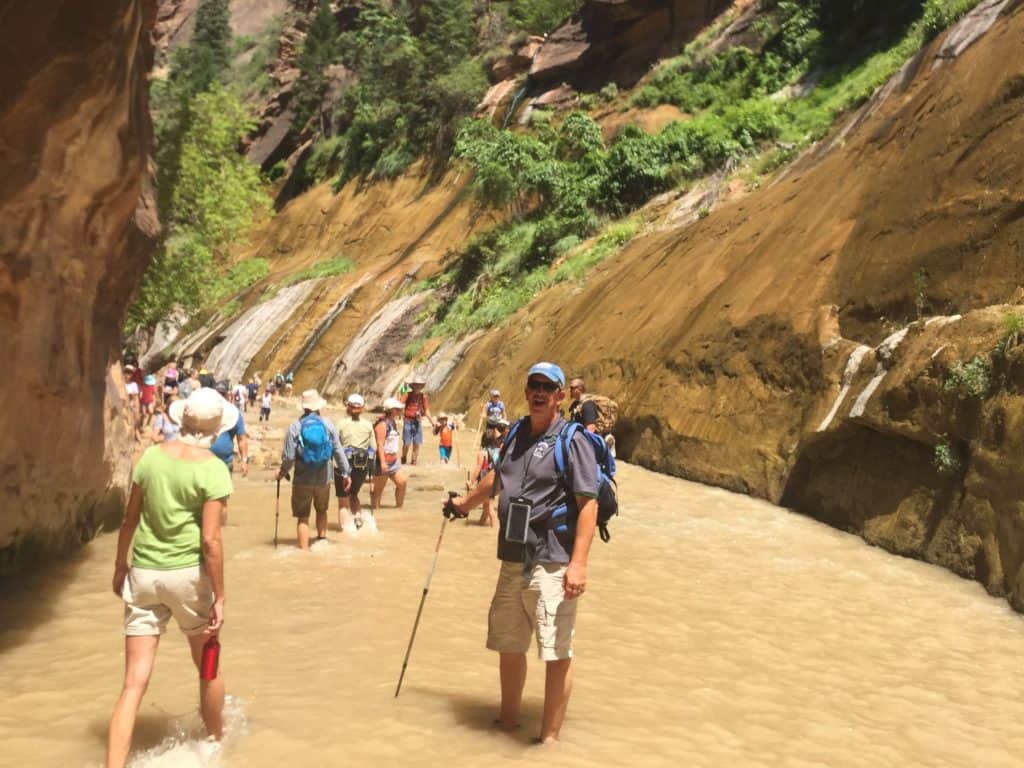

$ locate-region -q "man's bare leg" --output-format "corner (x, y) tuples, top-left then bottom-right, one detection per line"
(498, 652), (527, 731)
(107, 635), (159, 768)
(337, 496), (352, 531)
(188, 633), (225, 739)
(540, 658), (573, 743)
(296, 517), (311, 550)
(315, 508), (328, 539)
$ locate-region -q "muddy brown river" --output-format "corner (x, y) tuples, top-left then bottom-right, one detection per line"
(3, 408), (1024, 767)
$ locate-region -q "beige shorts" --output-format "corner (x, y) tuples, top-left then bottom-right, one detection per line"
(486, 560), (577, 661)
(292, 483), (331, 518)
(122, 565), (212, 637)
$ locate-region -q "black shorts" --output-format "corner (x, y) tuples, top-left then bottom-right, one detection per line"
(335, 466), (373, 498)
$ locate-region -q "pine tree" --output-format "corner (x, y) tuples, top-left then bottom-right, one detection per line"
(294, 0), (341, 134)
(419, 0), (476, 77)
(172, 0), (233, 97)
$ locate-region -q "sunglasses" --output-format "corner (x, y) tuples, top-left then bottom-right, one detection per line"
(526, 379), (560, 393)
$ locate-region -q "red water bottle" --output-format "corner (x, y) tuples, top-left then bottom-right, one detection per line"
(200, 637), (220, 680)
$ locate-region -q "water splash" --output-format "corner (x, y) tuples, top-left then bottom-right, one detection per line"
(126, 696), (248, 768)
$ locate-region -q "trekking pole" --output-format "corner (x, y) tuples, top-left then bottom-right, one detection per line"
(395, 492), (460, 697)
(274, 471), (290, 548)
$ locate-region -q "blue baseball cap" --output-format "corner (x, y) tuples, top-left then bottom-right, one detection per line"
(527, 362), (565, 388)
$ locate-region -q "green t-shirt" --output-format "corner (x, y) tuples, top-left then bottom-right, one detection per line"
(131, 446), (233, 570)
(338, 418), (375, 450)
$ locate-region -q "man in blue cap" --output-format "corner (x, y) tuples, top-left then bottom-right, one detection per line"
(449, 361), (599, 744)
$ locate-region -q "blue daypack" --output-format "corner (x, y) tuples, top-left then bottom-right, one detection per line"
(503, 418), (619, 542)
(298, 414), (332, 467)
(554, 421), (618, 542)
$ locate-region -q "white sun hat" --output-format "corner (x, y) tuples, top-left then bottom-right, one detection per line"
(346, 393), (365, 407)
(301, 389), (327, 411)
(169, 387), (239, 447)
(383, 397), (403, 410)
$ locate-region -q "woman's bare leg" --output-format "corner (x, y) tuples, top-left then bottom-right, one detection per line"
(188, 633), (225, 739)
(107, 635), (159, 768)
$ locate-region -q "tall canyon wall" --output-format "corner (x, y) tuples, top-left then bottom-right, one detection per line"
(0, 1), (158, 569)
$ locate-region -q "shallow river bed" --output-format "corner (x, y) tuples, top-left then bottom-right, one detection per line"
(2, 414), (1024, 767)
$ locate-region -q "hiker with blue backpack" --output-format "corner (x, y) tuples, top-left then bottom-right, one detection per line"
(275, 389), (350, 550)
(446, 362), (617, 744)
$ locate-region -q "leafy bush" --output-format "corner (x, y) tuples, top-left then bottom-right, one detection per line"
(553, 218), (640, 284)
(404, 338), (426, 362)
(944, 356), (991, 399)
(217, 258), (271, 297)
(598, 82), (619, 103)
(282, 256), (355, 286)
(507, 0), (583, 34)
(306, 135), (347, 183)
(921, 0), (977, 41)
(933, 439), (961, 475)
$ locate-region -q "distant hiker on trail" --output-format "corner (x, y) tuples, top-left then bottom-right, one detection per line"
(107, 387), (234, 768)
(337, 393), (376, 532)
(140, 375), (158, 428)
(401, 375), (435, 465)
(198, 368), (215, 389)
(372, 398), (408, 511)
(568, 378), (598, 433)
(568, 376), (619, 456)
(178, 369), (199, 400)
(124, 365), (141, 438)
(273, 371), (285, 394)
(163, 360), (179, 399)
(447, 362), (599, 744)
(285, 371), (294, 396)
(276, 389), (350, 550)
(259, 388), (273, 422)
(435, 414), (455, 464)
(466, 424), (501, 527)
(232, 381), (247, 413)
(151, 401), (180, 443)
(478, 389), (506, 432)
(247, 377), (259, 410)
(211, 382), (249, 478)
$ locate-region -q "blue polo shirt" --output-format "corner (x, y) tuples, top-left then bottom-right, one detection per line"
(211, 412), (246, 468)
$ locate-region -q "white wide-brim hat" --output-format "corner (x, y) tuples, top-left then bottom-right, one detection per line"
(169, 387), (239, 447)
(301, 388), (327, 411)
(346, 393), (365, 407)
(408, 374), (427, 385)
(383, 397), (403, 411)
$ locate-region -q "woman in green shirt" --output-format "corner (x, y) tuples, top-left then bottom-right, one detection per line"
(107, 388), (237, 768)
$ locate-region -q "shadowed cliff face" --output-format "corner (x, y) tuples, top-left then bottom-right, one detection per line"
(0, 1), (158, 569)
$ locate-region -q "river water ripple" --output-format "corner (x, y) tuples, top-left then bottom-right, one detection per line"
(2, 423), (1023, 767)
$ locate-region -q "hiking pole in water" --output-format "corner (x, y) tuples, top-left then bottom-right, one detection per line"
(395, 492), (463, 697)
(274, 471), (290, 548)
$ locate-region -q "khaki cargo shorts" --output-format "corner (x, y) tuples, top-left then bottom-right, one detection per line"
(122, 565), (212, 637)
(292, 483), (331, 518)
(486, 560), (577, 661)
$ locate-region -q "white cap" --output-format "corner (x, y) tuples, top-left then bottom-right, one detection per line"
(346, 393), (365, 407)
(383, 397), (403, 410)
(490, 389), (500, 396)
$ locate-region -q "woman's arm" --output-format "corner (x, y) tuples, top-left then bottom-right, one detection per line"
(202, 497), (227, 632)
(374, 420), (387, 457)
(112, 484), (143, 595)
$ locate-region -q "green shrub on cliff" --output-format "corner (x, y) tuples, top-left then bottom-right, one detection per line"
(933, 440), (961, 475)
(282, 256), (355, 286)
(506, 0), (583, 35)
(944, 356), (992, 399)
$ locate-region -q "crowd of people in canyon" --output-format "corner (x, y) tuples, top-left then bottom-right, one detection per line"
(108, 357), (619, 764)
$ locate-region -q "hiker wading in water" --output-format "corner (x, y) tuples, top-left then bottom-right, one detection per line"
(449, 362), (599, 744)
(107, 387), (235, 768)
(276, 389), (350, 549)
(400, 375), (435, 465)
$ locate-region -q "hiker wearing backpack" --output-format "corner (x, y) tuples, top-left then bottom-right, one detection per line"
(275, 389), (350, 550)
(569, 377), (619, 456)
(447, 362), (612, 744)
(465, 425), (501, 526)
(211, 382), (249, 478)
(371, 398), (408, 512)
(400, 375), (436, 466)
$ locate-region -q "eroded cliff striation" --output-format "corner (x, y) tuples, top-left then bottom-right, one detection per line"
(443, 4), (1024, 606)
(0, 1), (158, 569)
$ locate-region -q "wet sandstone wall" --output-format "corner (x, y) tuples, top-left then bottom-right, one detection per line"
(442, 5), (1024, 608)
(0, 1), (158, 570)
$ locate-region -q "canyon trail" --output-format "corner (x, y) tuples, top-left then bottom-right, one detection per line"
(2, 410), (1024, 767)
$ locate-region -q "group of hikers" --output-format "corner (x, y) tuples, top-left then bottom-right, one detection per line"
(106, 360), (618, 765)
(122, 360), (298, 443)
